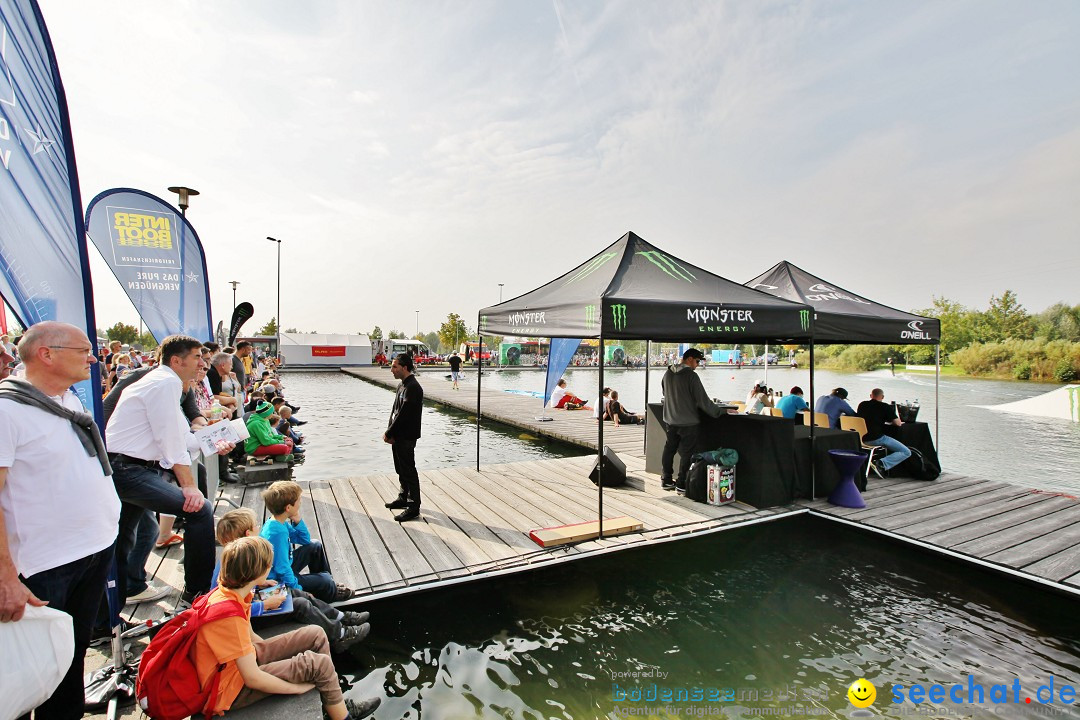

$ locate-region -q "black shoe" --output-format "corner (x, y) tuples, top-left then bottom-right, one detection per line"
(332, 622), (370, 653)
(870, 460), (885, 479)
(290, 418), (307, 426)
(334, 583), (358, 602)
(661, 479), (676, 491)
(385, 498), (409, 509)
(395, 507), (421, 522)
(341, 610), (370, 626)
(221, 472), (241, 484)
(344, 696), (381, 719)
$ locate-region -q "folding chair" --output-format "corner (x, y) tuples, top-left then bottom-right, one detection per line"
(839, 416), (885, 478)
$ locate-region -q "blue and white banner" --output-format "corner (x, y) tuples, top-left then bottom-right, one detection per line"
(0, 0), (101, 419)
(544, 337), (581, 407)
(85, 188), (213, 342)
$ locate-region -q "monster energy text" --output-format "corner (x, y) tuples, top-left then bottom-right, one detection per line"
(611, 304), (628, 331)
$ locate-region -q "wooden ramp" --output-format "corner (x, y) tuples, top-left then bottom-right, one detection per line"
(342, 366), (647, 457)
(803, 472), (1080, 592)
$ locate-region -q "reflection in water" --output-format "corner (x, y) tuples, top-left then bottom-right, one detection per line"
(337, 518), (1080, 718)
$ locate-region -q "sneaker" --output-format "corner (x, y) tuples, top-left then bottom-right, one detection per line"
(334, 583), (358, 602)
(660, 479), (676, 491)
(870, 460), (885, 479)
(344, 696), (381, 719)
(125, 581), (172, 605)
(394, 507), (421, 522)
(176, 588), (198, 611)
(384, 498), (409, 510)
(341, 610), (370, 626)
(332, 622), (370, 653)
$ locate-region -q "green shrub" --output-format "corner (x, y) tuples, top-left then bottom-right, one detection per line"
(1053, 359), (1077, 383)
(1013, 361), (1032, 380)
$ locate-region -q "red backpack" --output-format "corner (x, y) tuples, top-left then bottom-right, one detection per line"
(135, 593), (248, 720)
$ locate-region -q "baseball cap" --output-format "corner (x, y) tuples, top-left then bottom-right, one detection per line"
(682, 348), (705, 360)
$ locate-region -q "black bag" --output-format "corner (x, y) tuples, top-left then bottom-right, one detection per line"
(686, 461), (708, 502)
(899, 446), (940, 481)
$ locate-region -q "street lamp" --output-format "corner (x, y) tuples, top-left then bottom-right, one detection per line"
(229, 280), (239, 313)
(167, 186), (199, 217)
(415, 310), (419, 338)
(498, 283), (504, 303)
(266, 237), (282, 358)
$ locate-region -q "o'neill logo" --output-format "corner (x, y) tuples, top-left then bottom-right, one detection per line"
(901, 320), (932, 341)
(751, 283), (778, 291)
(805, 283), (871, 305)
(611, 304), (628, 331)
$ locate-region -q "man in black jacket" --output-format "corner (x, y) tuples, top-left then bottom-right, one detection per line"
(383, 353), (423, 522)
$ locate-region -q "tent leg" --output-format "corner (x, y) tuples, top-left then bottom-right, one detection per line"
(808, 342), (816, 500)
(644, 340), (651, 455)
(476, 333), (482, 471)
(935, 344), (940, 451)
(598, 336), (604, 539)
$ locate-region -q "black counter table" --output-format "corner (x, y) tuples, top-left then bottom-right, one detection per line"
(792, 425), (866, 497)
(889, 421), (940, 477)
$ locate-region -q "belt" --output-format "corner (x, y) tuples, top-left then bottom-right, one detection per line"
(108, 453), (162, 470)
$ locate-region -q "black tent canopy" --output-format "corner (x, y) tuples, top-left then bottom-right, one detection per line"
(480, 232), (814, 343)
(745, 261), (940, 345)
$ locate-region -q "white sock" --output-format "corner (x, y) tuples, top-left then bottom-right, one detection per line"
(339, 626), (346, 639)
(335, 609), (345, 621)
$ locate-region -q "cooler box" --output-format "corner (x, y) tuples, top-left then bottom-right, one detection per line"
(706, 465), (736, 505)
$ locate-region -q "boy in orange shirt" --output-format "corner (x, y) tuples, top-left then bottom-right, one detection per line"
(193, 536), (380, 718)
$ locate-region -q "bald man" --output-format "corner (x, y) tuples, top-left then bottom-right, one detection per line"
(0, 321), (119, 718)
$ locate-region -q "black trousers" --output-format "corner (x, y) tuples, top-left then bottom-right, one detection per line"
(392, 439), (421, 508)
(661, 423), (700, 488)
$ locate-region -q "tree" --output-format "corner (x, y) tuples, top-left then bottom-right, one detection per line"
(981, 290), (1033, 343)
(105, 322), (139, 344)
(137, 331), (158, 350)
(422, 331), (441, 353)
(257, 317), (278, 336)
(916, 297), (979, 355)
(369, 325), (383, 340)
(283, 327), (299, 333)
(388, 329), (406, 339)
(1035, 303), (1080, 342)
(438, 313), (469, 352)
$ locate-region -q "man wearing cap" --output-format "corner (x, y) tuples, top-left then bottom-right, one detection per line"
(660, 348), (723, 492)
(814, 387), (856, 428)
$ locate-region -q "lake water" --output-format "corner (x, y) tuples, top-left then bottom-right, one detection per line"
(278, 370), (1080, 717)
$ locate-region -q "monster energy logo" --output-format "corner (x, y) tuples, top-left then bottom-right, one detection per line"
(799, 309), (810, 331)
(636, 251), (696, 283)
(565, 252), (617, 285)
(585, 305), (598, 332)
(611, 304), (628, 331)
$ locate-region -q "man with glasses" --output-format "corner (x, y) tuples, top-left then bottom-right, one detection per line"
(0, 321), (119, 717)
(106, 335), (215, 609)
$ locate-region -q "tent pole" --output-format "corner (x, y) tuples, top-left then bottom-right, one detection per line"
(935, 344), (940, 450)
(644, 340), (651, 455)
(808, 341), (816, 499)
(476, 333), (482, 471)
(598, 336), (605, 539)
(764, 343), (769, 389)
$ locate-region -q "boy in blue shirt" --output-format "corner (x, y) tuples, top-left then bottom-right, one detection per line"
(260, 481), (356, 603)
(774, 386), (808, 419)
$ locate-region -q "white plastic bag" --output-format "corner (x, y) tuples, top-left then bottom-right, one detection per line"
(0, 605), (75, 720)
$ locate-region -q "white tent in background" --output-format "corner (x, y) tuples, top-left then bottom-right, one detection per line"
(279, 333), (372, 368)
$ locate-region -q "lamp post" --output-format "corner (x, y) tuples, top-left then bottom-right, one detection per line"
(415, 310), (419, 338)
(167, 186), (199, 217)
(498, 283), (504, 303)
(229, 280), (239, 313)
(266, 237), (282, 358)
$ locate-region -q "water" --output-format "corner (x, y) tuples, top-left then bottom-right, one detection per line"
(334, 517), (1080, 718)
(469, 366), (1080, 494)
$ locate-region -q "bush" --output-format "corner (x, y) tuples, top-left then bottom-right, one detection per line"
(953, 338), (1080, 381)
(1053, 359), (1077, 383)
(1013, 361), (1032, 380)
(823, 345), (888, 372)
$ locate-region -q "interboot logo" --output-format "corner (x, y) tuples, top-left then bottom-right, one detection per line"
(799, 309), (810, 331)
(636, 251), (696, 283)
(585, 305), (598, 332)
(611, 304), (628, 331)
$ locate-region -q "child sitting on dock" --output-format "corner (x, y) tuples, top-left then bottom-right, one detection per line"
(245, 401), (293, 457)
(261, 481), (356, 603)
(193, 536), (380, 719)
(214, 508), (369, 652)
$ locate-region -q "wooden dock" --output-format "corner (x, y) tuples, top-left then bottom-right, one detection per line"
(341, 365), (647, 457)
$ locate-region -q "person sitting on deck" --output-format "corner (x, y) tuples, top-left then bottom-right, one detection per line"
(260, 481), (355, 603)
(774, 386), (808, 419)
(192, 536), (380, 719)
(549, 378), (587, 410)
(213, 508), (369, 652)
(245, 401), (293, 457)
(593, 387), (611, 421)
(607, 390), (643, 426)
(814, 387), (856, 428)
(856, 388), (911, 478)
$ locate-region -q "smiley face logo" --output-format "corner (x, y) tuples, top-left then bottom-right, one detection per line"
(848, 678), (876, 708)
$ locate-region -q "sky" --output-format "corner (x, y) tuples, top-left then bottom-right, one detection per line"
(33, 0), (1080, 338)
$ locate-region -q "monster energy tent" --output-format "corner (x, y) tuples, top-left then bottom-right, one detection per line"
(479, 232), (813, 342)
(745, 261), (940, 344)
(475, 232), (816, 536)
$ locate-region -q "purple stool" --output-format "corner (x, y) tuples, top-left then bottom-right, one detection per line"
(827, 449), (868, 508)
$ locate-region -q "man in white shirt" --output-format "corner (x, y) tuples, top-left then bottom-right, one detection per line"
(106, 335), (213, 608)
(0, 321), (120, 718)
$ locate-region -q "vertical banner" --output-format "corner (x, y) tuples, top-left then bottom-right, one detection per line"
(544, 337), (581, 406)
(0, 0), (101, 421)
(85, 188), (213, 342)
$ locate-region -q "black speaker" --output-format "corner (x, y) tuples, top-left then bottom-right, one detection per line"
(589, 446), (627, 487)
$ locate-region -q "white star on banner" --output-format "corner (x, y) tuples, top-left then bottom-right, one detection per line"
(186, 271), (200, 283)
(24, 126), (54, 155)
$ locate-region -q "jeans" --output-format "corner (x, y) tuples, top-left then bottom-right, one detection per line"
(292, 541), (336, 603)
(661, 424), (700, 488)
(19, 544), (114, 720)
(251, 588), (342, 641)
(866, 434), (912, 471)
(112, 462), (215, 605)
(392, 439), (421, 508)
(125, 508), (159, 594)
